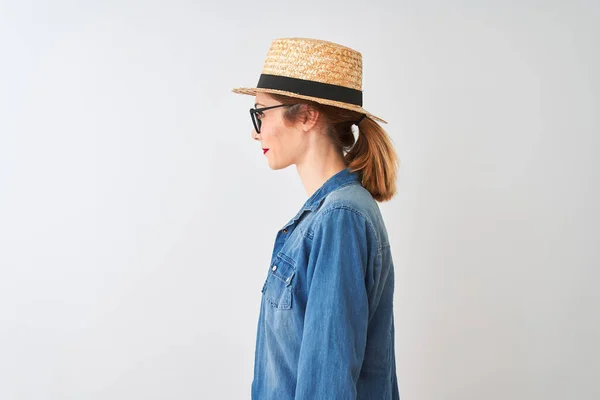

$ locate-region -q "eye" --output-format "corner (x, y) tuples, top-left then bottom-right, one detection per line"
(256, 111), (265, 120)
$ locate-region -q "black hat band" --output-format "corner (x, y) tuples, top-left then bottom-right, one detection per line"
(256, 74), (363, 107)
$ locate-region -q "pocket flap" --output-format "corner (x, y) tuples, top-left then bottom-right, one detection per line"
(271, 254), (296, 286)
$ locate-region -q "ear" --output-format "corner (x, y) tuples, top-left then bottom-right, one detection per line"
(298, 104), (320, 132)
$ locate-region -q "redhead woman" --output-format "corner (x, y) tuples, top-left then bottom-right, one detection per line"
(233, 37), (400, 400)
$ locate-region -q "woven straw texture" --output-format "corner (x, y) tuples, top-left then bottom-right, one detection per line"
(232, 38), (387, 124)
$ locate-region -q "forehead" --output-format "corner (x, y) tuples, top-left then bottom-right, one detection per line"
(254, 92), (275, 106)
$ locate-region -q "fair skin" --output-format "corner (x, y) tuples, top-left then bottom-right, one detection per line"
(251, 92), (347, 197)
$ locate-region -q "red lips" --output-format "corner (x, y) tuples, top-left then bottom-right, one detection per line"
(263, 148), (269, 154)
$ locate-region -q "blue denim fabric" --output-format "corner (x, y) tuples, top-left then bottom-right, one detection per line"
(251, 168), (400, 400)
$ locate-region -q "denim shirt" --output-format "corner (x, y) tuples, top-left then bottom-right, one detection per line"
(251, 168), (400, 400)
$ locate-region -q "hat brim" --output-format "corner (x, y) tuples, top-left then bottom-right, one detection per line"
(232, 87), (387, 124)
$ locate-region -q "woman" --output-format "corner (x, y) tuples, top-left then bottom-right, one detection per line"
(232, 37), (400, 400)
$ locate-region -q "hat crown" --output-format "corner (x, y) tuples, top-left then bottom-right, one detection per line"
(261, 38), (363, 91)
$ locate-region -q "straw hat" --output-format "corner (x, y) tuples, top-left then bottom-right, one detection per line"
(232, 37), (387, 124)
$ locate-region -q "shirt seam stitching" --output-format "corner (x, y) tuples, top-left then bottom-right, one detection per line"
(303, 205), (382, 252)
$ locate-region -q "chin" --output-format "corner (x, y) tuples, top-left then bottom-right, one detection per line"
(267, 160), (292, 171)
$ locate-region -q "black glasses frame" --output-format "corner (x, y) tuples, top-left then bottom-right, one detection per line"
(249, 104), (292, 133)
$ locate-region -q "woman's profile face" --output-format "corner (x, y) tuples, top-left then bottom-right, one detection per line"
(252, 92), (306, 170)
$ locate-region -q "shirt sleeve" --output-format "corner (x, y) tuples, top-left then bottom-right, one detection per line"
(294, 207), (372, 400)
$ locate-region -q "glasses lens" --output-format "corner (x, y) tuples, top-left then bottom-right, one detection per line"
(250, 110), (261, 133)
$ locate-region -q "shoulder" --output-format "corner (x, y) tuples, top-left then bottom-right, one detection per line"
(307, 183), (386, 249)
(321, 183), (376, 215)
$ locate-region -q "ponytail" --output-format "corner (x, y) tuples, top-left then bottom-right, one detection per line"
(345, 116), (399, 202)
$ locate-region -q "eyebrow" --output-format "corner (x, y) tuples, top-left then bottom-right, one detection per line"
(255, 102), (266, 108)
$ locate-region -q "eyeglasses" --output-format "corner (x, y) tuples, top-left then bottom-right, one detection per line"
(249, 103), (292, 133)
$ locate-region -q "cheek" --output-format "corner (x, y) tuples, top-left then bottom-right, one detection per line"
(261, 127), (281, 145)
(285, 132), (303, 151)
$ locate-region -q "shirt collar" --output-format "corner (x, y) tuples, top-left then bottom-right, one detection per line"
(303, 167), (361, 211)
(281, 167), (361, 231)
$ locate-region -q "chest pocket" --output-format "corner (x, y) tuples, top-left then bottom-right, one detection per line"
(261, 253), (296, 310)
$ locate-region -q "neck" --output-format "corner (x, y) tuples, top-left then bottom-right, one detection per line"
(296, 136), (347, 198)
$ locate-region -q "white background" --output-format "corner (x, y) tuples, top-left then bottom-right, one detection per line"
(1, 1), (598, 399)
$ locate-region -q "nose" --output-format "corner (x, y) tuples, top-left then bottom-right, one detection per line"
(251, 129), (260, 141)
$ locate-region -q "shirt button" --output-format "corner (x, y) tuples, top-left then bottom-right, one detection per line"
(272, 265), (277, 271)
(282, 229), (288, 233)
